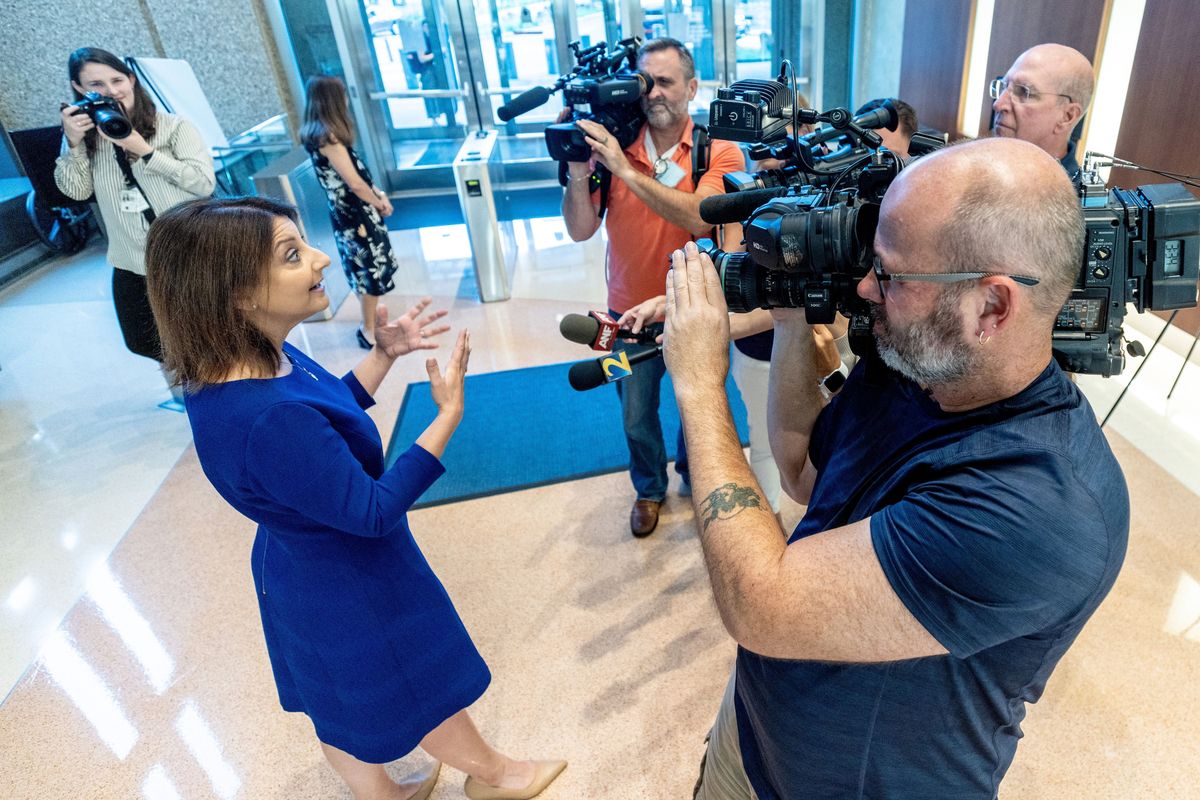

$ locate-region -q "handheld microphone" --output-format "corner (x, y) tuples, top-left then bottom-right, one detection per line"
(559, 312), (659, 351)
(568, 346), (663, 391)
(699, 186), (790, 225)
(497, 85), (551, 122)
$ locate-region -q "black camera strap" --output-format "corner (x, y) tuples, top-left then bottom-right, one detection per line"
(691, 124), (710, 186)
(113, 146), (156, 225)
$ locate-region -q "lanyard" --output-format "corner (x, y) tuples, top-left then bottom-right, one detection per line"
(113, 145), (156, 224)
(643, 129), (680, 181)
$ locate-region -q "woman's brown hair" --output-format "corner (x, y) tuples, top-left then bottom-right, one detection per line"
(145, 196), (299, 390)
(300, 76), (355, 149)
(68, 47), (158, 160)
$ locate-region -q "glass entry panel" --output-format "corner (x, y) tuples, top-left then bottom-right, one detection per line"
(365, 0), (467, 137)
(639, 0), (719, 117)
(274, 0), (821, 194)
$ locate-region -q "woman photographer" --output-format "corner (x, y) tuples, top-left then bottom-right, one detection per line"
(145, 195), (565, 800)
(54, 46), (214, 402)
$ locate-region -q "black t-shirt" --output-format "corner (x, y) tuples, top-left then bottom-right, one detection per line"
(735, 354), (1129, 799)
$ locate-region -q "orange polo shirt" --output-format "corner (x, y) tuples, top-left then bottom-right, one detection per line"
(596, 119), (744, 313)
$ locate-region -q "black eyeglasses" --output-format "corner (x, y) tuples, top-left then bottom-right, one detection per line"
(872, 257), (1040, 296)
(990, 77), (1073, 105)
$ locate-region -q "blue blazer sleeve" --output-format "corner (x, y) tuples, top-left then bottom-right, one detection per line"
(244, 402), (443, 537)
(341, 371), (376, 410)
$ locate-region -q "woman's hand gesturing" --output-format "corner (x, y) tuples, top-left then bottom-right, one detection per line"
(427, 329), (471, 421)
(373, 297), (450, 358)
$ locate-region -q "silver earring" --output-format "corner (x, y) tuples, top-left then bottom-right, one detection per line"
(978, 330), (990, 345)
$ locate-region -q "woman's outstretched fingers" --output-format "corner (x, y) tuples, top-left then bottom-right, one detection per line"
(408, 297), (433, 317)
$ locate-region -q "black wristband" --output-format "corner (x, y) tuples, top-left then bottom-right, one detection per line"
(141, 150), (154, 163)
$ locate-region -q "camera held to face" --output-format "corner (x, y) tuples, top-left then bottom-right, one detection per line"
(495, 37), (653, 163)
(68, 91), (132, 139)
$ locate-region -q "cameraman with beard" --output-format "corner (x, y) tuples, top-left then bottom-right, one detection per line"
(561, 37), (744, 538)
(662, 137), (1129, 799)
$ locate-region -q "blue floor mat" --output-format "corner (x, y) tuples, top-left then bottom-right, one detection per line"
(386, 360), (752, 508)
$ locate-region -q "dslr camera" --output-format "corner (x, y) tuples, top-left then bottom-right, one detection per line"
(697, 70), (1199, 376)
(497, 38), (652, 164)
(67, 91), (133, 139)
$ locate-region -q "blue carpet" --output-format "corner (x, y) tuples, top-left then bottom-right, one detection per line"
(386, 359), (752, 508)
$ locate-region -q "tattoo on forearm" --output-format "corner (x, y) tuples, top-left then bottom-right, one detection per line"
(699, 483), (763, 533)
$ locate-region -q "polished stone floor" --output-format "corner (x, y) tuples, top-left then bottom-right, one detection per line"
(1, 219), (1198, 798)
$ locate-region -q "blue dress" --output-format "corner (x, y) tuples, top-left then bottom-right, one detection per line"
(185, 343), (491, 763)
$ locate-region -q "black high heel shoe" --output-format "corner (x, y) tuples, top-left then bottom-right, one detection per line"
(355, 327), (374, 350)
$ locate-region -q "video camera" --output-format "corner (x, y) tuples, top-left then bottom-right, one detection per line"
(698, 71), (923, 355)
(696, 70), (1200, 376)
(496, 37), (652, 164)
(1057, 155), (1200, 375)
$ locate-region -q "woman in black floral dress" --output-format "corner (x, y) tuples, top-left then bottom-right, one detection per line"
(302, 76), (398, 349)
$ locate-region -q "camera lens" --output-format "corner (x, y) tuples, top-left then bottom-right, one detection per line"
(719, 252), (806, 312)
(93, 108), (132, 139)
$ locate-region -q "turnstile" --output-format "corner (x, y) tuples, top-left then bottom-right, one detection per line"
(452, 130), (515, 302)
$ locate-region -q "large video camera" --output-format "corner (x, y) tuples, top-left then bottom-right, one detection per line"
(1058, 157), (1200, 375)
(698, 72), (921, 354)
(496, 37), (652, 164)
(697, 72), (1200, 376)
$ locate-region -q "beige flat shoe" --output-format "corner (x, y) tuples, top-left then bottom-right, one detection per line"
(405, 760), (441, 800)
(463, 760), (567, 800)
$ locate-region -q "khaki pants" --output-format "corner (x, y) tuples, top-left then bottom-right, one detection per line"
(694, 668), (758, 800)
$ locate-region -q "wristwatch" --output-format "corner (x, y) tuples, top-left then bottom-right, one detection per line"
(821, 366), (848, 393)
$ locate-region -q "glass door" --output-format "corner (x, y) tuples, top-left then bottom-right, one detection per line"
(273, 0), (819, 194)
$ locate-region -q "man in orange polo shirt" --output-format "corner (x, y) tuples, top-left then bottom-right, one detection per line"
(562, 37), (744, 537)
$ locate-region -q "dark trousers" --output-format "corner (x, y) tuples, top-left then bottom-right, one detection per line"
(111, 267), (162, 362)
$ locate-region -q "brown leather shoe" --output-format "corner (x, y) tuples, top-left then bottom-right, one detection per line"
(630, 499), (662, 537)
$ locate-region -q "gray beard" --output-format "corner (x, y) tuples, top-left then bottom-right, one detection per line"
(645, 102), (684, 130)
(873, 290), (977, 386)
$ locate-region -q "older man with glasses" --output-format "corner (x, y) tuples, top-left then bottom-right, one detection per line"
(664, 136), (1129, 800)
(991, 43), (1095, 176)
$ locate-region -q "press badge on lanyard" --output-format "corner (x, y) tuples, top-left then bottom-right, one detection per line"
(645, 129), (686, 188)
(119, 188), (150, 214)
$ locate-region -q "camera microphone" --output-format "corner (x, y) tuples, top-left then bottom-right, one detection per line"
(699, 186), (790, 225)
(497, 85), (551, 122)
(800, 102), (899, 150)
(568, 346), (663, 391)
(559, 311), (658, 351)
(851, 101), (899, 133)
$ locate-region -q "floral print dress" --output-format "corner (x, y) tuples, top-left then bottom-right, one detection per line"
(306, 143), (397, 296)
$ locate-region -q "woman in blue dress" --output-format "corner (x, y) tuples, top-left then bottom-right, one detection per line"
(144, 196), (565, 800)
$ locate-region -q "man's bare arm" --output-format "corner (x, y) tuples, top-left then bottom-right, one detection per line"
(768, 312), (826, 503)
(561, 162), (602, 242)
(666, 243), (945, 664)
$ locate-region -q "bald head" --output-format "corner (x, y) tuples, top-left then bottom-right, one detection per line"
(1018, 44), (1094, 109)
(881, 137), (1084, 319)
(992, 44), (1094, 159)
